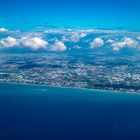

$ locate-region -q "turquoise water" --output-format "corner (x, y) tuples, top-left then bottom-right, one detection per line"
(0, 83), (140, 140)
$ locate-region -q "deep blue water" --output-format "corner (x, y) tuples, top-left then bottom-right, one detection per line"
(0, 83), (140, 140)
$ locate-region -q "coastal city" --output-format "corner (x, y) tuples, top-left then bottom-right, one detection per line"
(0, 52), (140, 93)
(1, 0), (140, 140)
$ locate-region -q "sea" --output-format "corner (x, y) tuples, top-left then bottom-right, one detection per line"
(0, 83), (140, 140)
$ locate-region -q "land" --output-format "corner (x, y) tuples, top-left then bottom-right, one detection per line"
(0, 52), (140, 93)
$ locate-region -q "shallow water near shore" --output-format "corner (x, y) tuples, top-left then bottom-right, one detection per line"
(0, 83), (140, 140)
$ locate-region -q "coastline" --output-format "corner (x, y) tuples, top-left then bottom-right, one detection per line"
(0, 81), (138, 95)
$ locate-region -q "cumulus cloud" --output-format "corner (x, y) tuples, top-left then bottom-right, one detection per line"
(0, 36), (66, 52)
(45, 29), (87, 43)
(0, 37), (19, 48)
(0, 36), (48, 51)
(112, 42), (125, 51)
(0, 27), (140, 52)
(125, 38), (139, 47)
(49, 41), (67, 51)
(111, 37), (139, 51)
(65, 32), (87, 43)
(90, 38), (104, 48)
(0, 28), (8, 33)
(20, 37), (48, 50)
(106, 39), (114, 43)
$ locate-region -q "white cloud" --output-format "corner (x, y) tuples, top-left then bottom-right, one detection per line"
(0, 28), (8, 33)
(68, 32), (87, 43)
(90, 38), (104, 48)
(106, 39), (114, 43)
(79, 33), (87, 38)
(112, 47), (120, 51)
(49, 41), (67, 51)
(111, 37), (139, 51)
(0, 36), (67, 51)
(137, 37), (140, 40)
(1, 27), (140, 52)
(47, 30), (87, 43)
(125, 38), (138, 47)
(0, 37), (19, 48)
(20, 37), (48, 50)
(111, 42), (126, 51)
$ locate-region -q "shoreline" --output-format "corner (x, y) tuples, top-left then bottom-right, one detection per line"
(0, 81), (138, 95)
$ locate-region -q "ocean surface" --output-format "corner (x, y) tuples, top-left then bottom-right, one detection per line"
(0, 83), (140, 140)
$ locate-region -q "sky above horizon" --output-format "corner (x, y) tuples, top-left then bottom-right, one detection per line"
(0, 0), (140, 31)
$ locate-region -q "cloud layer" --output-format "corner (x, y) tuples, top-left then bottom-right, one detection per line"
(0, 27), (140, 52)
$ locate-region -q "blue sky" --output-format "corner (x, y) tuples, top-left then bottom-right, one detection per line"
(0, 0), (140, 30)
